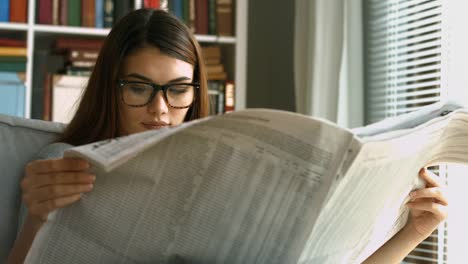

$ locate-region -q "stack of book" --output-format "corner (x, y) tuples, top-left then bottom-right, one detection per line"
(0, 0), (28, 23)
(145, 0), (234, 36)
(36, 0), (134, 28)
(0, 38), (27, 72)
(31, 37), (103, 122)
(0, 38), (27, 117)
(201, 45), (235, 115)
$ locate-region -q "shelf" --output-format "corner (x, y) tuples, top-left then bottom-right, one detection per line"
(33, 25), (110, 36)
(0, 22), (28, 31)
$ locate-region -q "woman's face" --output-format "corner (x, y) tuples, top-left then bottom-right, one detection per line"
(118, 47), (194, 136)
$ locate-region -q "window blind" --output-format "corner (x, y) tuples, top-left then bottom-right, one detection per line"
(363, 0), (447, 263)
(364, 0), (442, 124)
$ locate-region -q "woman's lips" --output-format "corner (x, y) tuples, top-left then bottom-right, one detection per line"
(142, 122), (169, 130)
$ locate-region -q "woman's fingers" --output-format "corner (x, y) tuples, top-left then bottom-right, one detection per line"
(406, 201), (448, 221)
(410, 187), (448, 206)
(23, 184), (94, 204)
(25, 158), (89, 174)
(28, 194), (83, 217)
(419, 168), (443, 187)
(22, 172), (95, 189)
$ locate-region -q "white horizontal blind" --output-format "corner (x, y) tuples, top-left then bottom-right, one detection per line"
(364, 0), (442, 124)
(363, 0), (447, 263)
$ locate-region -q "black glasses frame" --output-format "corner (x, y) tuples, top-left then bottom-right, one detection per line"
(117, 79), (200, 109)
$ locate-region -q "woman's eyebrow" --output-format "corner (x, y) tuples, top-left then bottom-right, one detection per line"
(124, 73), (191, 84)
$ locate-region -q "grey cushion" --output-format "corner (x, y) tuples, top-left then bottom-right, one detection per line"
(0, 114), (64, 261)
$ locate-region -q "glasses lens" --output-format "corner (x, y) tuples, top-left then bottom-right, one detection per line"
(166, 84), (195, 107)
(122, 82), (153, 106)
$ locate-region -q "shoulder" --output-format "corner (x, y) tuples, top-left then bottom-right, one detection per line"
(34, 142), (75, 160)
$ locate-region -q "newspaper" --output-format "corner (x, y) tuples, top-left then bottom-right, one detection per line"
(24, 103), (468, 264)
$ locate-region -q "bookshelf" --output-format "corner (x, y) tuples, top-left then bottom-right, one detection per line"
(0, 0), (247, 119)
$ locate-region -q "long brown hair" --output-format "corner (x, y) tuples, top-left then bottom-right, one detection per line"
(58, 9), (209, 146)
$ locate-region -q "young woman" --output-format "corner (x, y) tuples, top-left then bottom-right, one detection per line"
(8, 9), (447, 264)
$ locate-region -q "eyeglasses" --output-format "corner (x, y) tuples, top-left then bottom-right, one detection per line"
(117, 79), (199, 109)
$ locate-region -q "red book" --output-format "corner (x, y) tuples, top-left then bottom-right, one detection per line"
(82, 0), (95, 27)
(195, 0), (208, 34)
(9, 0), (28, 23)
(55, 38), (104, 50)
(38, 0), (53, 24)
(0, 39), (27, 47)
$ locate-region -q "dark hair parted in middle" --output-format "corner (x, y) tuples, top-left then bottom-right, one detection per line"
(59, 9), (209, 146)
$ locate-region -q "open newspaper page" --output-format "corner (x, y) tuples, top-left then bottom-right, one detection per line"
(25, 109), (355, 264)
(298, 108), (468, 263)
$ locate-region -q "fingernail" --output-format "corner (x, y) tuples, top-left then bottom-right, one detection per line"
(87, 184), (94, 190)
(90, 175), (96, 181)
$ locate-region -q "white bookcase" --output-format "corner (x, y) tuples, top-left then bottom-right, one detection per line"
(0, 0), (247, 118)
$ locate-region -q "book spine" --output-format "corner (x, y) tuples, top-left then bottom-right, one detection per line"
(224, 80), (234, 112)
(38, 0), (53, 24)
(172, 0), (183, 21)
(59, 0), (68, 25)
(195, 0), (208, 34)
(0, 47), (28, 56)
(95, 0), (103, 27)
(0, 62), (27, 72)
(82, 0), (95, 27)
(9, 0), (27, 23)
(52, 0), (59, 25)
(67, 0), (81, 26)
(208, 0), (216, 35)
(0, 0), (9, 22)
(216, 0), (232, 36)
(103, 0), (113, 28)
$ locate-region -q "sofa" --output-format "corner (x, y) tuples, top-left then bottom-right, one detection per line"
(0, 113), (64, 261)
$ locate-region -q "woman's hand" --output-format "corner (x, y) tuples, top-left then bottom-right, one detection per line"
(21, 158), (95, 224)
(405, 167), (448, 240)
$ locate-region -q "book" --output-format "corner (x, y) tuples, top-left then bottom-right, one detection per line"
(9, 0), (27, 23)
(216, 0), (233, 36)
(95, 0), (104, 28)
(67, 49), (100, 61)
(52, 0), (59, 25)
(51, 74), (89, 123)
(59, 0), (68, 25)
(224, 80), (234, 112)
(0, 72), (25, 117)
(38, 0), (52, 24)
(195, 0), (208, 34)
(208, 0), (216, 34)
(171, 0), (183, 21)
(82, 0), (95, 27)
(23, 101), (467, 263)
(103, 0), (113, 28)
(202, 45), (221, 59)
(0, 47), (27, 57)
(0, 0), (9, 22)
(55, 38), (104, 51)
(67, 0), (81, 26)
(0, 61), (26, 72)
(0, 39), (26, 47)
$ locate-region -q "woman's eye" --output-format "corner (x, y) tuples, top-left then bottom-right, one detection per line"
(169, 85), (190, 94)
(129, 85), (149, 94)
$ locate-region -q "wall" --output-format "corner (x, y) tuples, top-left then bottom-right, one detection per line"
(246, 0), (296, 111)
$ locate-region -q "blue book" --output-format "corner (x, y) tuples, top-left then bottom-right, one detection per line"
(0, 72), (25, 117)
(0, 0), (9, 22)
(172, 0), (183, 21)
(95, 0), (104, 28)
